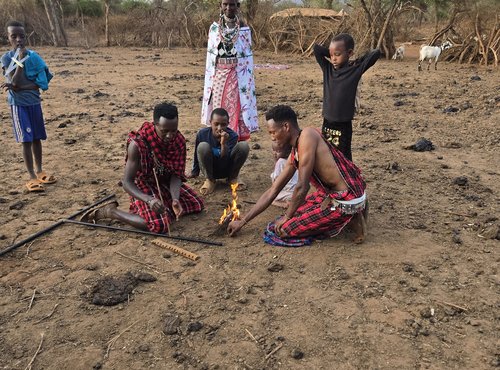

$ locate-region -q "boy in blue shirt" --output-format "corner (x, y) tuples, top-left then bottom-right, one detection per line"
(189, 108), (249, 195)
(1, 21), (54, 192)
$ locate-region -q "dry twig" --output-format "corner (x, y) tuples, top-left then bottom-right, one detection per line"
(245, 328), (259, 344)
(26, 289), (36, 312)
(438, 300), (468, 312)
(114, 251), (168, 275)
(106, 320), (139, 358)
(265, 343), (283, 359)
(34, 304), (59, 324)
(24, 333), (44, 370)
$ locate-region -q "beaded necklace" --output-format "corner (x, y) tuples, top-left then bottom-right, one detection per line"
(218, 14), (239, 57)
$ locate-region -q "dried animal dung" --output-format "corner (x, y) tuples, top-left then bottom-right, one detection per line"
(90, 272), (137, 306)
(187, 321), (204, 332)
(163, 315), (181, 335)
(267, 263), (284, 272)
(443, 106), (460, 113)
(453, 176), (468, 186)
(405, 138), (434, 152)
(88, 271), (156, 306)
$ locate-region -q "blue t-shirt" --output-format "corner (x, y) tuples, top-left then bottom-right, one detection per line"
(192, 126), (239, 175)
(1, 50), (41, 106)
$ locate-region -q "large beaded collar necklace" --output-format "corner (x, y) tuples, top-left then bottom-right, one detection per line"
(218, 14), (240, 56)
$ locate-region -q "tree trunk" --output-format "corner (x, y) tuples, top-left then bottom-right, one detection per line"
(42, 0), (67, 47)
(104, 0), (110, 47)
(376, 0), (400, 55)
(42, 0), (59, 46)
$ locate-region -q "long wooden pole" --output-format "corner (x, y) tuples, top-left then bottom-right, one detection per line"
(62, 219), (223, 246)
(0, 194), (116, 257)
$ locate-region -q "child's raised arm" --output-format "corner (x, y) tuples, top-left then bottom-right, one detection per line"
(313, 44), (330, 69)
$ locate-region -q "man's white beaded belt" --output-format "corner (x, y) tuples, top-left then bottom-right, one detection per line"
(330, 192), (366, 215)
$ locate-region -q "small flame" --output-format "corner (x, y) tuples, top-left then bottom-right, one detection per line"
(219, 183), (240, 224)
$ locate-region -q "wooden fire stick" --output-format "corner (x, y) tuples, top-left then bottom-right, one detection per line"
(152, 239), (200, 261)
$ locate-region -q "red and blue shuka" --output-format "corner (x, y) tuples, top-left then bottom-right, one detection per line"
(265, 133), (366, 247)
(127, 121), (203, 233)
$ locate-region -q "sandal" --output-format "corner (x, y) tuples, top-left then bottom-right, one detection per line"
(200, 179), (216, 196)
(36, 171), (57, 184)
(26, 179), (44, 193)
(79, 200), (119, 223)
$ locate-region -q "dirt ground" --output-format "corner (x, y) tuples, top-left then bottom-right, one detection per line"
(0, 46), (498, 370)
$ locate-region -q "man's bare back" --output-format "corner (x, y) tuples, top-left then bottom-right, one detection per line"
(298, 127), (348, 192)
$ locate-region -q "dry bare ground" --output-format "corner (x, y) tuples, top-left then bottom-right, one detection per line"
(0, 46), (498, 370)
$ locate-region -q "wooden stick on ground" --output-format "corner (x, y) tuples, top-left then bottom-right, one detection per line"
(114, 251), (169, 275)
(152, 239), (200, 261)
(26, 289), (36, 312)
(438, 300), (468, 312)
(106, 320), (140, 358)
(245, 328), (259, 344)
(24, 333), (44, 370)
(34, 304), (59, 324)
(265, 343), (283, 360)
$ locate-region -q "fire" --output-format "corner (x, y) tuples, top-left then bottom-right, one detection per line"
(218, 183), (240, 224)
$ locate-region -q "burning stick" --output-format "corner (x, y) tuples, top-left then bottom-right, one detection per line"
(152, 239), (200, 261)
(214, 183), (241, 235)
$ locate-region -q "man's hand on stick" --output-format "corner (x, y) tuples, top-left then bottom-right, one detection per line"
(147, 198), (165, 214)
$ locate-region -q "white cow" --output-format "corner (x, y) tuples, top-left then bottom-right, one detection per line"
(418, 41), (452, 71)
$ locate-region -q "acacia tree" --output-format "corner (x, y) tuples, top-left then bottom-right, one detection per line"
(357, 0), (431, 58)
(42, 0), (67, 46)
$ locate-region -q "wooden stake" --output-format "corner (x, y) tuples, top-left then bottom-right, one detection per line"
(151, 239), (200, 261)
(24, 333), (44, 370)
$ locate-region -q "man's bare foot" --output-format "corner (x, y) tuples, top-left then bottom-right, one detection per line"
(200, 179), (216, 195)
(350, 212), (367, 244)
(80, 201), (118, 223)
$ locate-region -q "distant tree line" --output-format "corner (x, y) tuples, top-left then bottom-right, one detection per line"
(0, 0), (497, 65)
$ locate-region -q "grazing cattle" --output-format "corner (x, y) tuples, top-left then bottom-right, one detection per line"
(418, 41), (452, 71)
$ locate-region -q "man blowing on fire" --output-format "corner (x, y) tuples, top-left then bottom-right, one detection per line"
(227, 105), (368, 247)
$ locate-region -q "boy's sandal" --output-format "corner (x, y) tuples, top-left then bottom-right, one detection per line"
(26, 179), (45, 193)
(200, 179), (216, 196)
(79, 200), (119, 223)
(36, 171), (57, 184)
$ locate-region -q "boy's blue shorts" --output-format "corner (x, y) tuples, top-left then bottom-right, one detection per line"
(10, 104), (47, 143)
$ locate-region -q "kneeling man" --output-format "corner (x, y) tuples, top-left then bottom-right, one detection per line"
(81, 102), (203, 233)
(228, 105), (367, 246)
